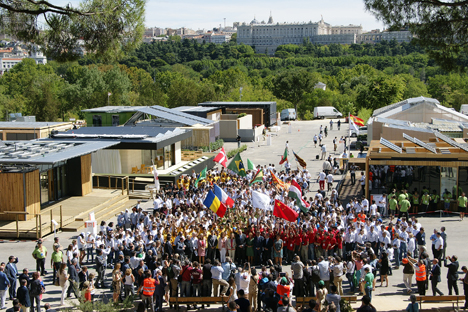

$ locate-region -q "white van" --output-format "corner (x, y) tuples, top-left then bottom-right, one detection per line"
(281, 108), (297, 121)
(460, 104), (468, 115)
(313, 106), (343, 119)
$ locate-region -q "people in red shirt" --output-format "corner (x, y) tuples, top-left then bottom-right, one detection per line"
(190, 261), (203, 296)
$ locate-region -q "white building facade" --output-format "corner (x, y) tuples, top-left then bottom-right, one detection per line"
(237, 15), (412, 54)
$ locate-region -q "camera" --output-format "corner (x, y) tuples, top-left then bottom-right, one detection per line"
(280, 272), (286, 277)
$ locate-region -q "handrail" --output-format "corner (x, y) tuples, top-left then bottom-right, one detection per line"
(93, 175), (129, 195)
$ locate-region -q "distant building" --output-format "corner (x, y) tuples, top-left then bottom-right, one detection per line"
(314, 82), (326, 90)
(237, 14), (412, 55)
(0, 45), (47, 74)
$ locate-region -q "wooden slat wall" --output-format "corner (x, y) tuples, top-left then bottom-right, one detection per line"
(0, 172), (24, 221)
(81, 154), (92, 196)
(25, 170), (40, 221)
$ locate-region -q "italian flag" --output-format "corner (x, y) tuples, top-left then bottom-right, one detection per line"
(288, 180), (310, 213)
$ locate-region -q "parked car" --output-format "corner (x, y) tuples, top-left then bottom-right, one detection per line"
(350, 126), (367, 137)
(313, 106), (343, 119)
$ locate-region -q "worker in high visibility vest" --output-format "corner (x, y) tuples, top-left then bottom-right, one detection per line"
(409, 256), (426, 295)
(138, 271), (156, 312)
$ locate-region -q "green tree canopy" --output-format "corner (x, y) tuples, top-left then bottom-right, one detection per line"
(364, 0), (468, 71)
(0, 0), (145, 62)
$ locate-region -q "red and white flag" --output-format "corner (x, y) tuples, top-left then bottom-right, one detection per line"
(213, 147), (227, 167)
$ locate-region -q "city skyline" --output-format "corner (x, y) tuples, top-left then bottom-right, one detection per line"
(145, 0), (385, 31)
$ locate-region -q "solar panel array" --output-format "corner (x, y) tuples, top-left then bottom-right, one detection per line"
(403, 133), (437, 154)
(0, 142), (76, 159)
(434, 131), (468, 153)
(380, 138), (402, 153)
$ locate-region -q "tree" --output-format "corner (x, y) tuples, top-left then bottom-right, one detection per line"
(363, 0), (468, 71)
(271, 70), (320, 113)
(0, 0), (145, 62)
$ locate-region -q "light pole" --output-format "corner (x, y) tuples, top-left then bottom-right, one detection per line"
(239, 87), (243, 102)
(107, 92), (112, 105)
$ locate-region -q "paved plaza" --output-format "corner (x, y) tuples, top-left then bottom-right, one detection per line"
(0, 120), (466, 311)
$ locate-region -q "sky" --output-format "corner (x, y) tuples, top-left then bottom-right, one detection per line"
(144, 0), (386, 31)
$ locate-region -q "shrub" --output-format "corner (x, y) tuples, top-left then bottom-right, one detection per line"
(238, 113), (247, 118)
(200, 139), (224, 152)
(227, 144), (247, 158)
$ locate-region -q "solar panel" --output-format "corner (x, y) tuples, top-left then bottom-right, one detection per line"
(403, 133), (437, 154)
(380, 138), (402, 153)
(440, 148), (451, 154)
(434, 131), (468, 152)
(405, 147), (416, 154)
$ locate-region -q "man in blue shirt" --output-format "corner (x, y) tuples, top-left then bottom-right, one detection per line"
(0, 266), (11, 309)
(221, 257), (236, 282)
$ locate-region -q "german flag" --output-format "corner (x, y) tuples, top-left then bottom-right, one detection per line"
(293, 151), (307, 168)
(350, 114), (365, 127)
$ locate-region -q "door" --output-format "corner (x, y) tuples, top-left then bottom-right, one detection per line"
(112, 115), (120, 126)
(92, 115), (102, 127)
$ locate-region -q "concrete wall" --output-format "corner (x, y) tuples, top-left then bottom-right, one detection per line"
(175, 141), (181, 164)
(120, 149), (142, 173)
(221, 114), (238, 120)
(238, 115), (252, 129)
(219, 120), (238, 141)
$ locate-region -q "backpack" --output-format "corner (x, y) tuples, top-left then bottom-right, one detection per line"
(311, 266), (321, 283)
(167, 265), (175, 279)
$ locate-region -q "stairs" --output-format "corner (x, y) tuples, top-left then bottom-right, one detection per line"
(61, 195), (136, 232)
(338, 172), (362, 204)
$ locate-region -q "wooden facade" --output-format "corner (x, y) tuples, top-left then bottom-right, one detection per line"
(0, 152), (94, 221)
(365, 139), (468, 199)
(81, 154), (92, 196)
(0, 169), (40, 221)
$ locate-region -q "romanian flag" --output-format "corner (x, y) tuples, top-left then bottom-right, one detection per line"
(273, 199), (299, 222)
(293, 151), (307, 168)
(203, 190), (227, 218)
(249, 169), (264, 185)
(350, 115), (365, 127)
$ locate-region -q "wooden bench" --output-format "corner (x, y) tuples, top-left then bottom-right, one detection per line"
(296, 295), (358, 308)
(416, 295), (465, 311)
(169, 296), (226, 311)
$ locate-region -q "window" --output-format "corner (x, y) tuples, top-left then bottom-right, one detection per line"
(92, 115), (102, 127)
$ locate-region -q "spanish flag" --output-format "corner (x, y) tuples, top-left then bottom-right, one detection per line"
(203, 190), (227, 218)
(350, 114), (365, 127)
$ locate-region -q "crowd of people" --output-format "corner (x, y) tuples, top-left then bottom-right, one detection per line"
(0, 159), (467, 312)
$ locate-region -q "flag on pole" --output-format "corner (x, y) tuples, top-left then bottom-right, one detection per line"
(227, 152), (247, 177)
(247, 159), (255, 170)
(152, 165), (160, 191)
(252, 191), (272, 211)
(203, 190), (227, 218)
(271, 171), (287, 191)
(288, 180), (310, 213)
(293, 151), (307, 168)
(273, 199), (299, 222)
(350, 119), (359, 136)
(249, 169), (264, 185)
(350, 114), (365, 126)
(214, 184), (234, 208)
(194, 167), (207, 188)
(213, 147), (227, 167)
(279, 147), (288, 165)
